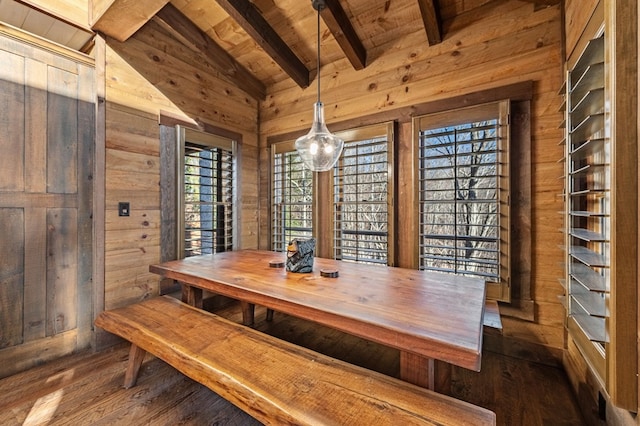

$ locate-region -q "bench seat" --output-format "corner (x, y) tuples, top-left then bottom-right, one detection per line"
(95, 295), (496, 425)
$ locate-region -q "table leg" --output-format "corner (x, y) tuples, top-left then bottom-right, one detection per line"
(400, 351), (451, 394)
(241, 301), (255, 326)
(181, 284), (203, 309)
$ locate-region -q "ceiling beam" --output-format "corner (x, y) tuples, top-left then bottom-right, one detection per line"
(416, 0), (442, 46)
(215, 0), (310, 89)
(320, 0), (367, 70)
(91, 0), (169, 42)
(154, 3), (266, 100)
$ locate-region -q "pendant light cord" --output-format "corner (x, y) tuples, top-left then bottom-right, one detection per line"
(316, 5), (321, 104)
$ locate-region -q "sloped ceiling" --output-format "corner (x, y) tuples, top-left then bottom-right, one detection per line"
(91, 0), (560, 100)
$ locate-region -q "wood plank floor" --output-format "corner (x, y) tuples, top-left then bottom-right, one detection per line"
(0, 300), (586, 425)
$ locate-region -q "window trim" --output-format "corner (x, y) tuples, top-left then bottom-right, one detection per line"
(414, 101), (511, 302)
(159, 118), (242, 295)
(331, 122), (395, 265)
(177, 125), (238, 258)
(270, 141), (314, 252)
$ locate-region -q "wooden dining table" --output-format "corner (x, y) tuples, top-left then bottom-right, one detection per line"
(149, 249), (487, 392)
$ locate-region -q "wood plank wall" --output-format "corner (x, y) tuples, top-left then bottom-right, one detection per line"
(101, 20), (259, 316)
(259, 0), (566, 363)
(0, 29), (94, 378)
(561, 0), (639, 423)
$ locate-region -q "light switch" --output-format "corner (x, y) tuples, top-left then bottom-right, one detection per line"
(118, 202), (130, 217)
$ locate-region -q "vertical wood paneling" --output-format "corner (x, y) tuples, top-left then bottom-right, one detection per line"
(94, 35), (107, 342)
(159, 124), (178, 294)
(0, 50), (25, 192)
(395, 120), (417, 269)
(24, 59), (48, 194)
(47, 67), (78, 194)
(0, 30), (94, 378)
(76, 63), (95, 348)
(46, 208), (78, 335)
(0, 208), (25, 348)
(23, 208), (47, 341)
(509, 100), (532, 303)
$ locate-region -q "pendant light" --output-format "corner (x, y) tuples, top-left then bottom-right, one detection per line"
(295, 0), (344, 172)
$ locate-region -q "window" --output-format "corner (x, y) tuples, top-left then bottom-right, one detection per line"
(415, 102), (510, 301)
(333, 125), (393, 265)
(179, 127), (236, 257)
(271, 145), (313, 252)
(270, 123), (394, 264)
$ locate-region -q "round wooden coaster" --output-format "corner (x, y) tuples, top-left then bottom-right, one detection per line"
(320, 269), (339, 278)
(269, 260), (285, 268)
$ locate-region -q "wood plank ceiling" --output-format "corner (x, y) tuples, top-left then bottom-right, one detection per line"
(90, 0), (560, 100)
(0, 0), (93, 51)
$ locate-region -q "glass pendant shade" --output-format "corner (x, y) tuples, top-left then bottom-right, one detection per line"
(295, 101), (344, 172)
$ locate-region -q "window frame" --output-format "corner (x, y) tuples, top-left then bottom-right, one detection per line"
(177, 125), (238, 258)
(270, 141), (315, 252)
(414, 101), (511, 302)
(331, 123), (395, 265)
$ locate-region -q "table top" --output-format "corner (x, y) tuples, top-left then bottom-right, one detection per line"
(149, 249), (486, 371)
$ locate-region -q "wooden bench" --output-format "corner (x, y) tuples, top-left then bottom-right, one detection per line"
(95, 296), (496, 425)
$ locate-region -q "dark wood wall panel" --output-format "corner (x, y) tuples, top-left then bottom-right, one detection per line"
(0, 51), (25, 192)
(47, 68), (78, 194)
(25, 60), (47, 194)
(23, 208), (47, 341)
(46, 208), (79, 335)
(0, 208), (25, 348)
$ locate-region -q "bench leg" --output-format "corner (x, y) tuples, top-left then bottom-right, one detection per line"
(124, 344), (147, 389)
(400, 352), (451, 394)
(266, 308), (274, 321)
(241, 301), (255, 326)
